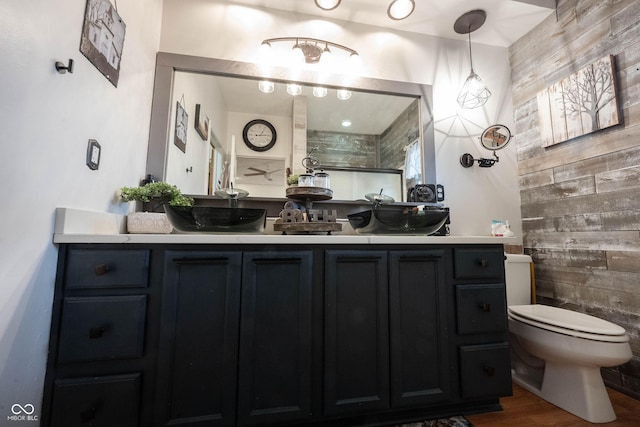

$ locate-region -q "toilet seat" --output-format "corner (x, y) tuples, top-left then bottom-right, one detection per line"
(508, 305), (629, 343)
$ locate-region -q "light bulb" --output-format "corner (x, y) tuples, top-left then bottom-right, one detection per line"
(287, 83), (302, 96)
(315, 0), (341, 10)
(313, 87), (328, 97)
(337, 89), (352, 100)
(291, 42), (306, 66)
(387, 0), (415, 20)
(258, 81), (275, 94)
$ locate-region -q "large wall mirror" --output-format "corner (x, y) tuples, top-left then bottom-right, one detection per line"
(147, 53), (435, 202)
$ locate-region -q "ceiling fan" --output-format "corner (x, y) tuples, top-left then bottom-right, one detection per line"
(244, 166), (282, 181)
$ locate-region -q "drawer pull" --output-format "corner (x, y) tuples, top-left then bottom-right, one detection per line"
(80, 407), (97, 422)
(483, 366), (496, 377)
(94, 264), (111, 276)
(478, 258), (489, 268)
(89, 326), (106, 339)
(480, 303), (491, 312)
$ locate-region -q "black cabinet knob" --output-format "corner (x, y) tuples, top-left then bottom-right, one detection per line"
(94, 264), (111, 276)
(483, 366), (496, 377)
(80, 407), (96, 422)
(478, 258), (489, 268)
(89, 326), (106, 339)
(480, 303), (491, 312)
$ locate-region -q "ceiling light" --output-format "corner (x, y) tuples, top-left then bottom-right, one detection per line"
(258, 80), (275, 93)
(313, 86), (328, 97)
(286, 83), (302, 96)
(261, 37), (358, 65)
(314, 0), (341, 11)
(454, 10), (491, 109)
(387, 0), (415, 20)
(337, 89), (352, 100)
(341, 120), (352, 127)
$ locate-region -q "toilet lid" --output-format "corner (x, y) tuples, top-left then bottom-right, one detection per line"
(509, 305), (628, 341)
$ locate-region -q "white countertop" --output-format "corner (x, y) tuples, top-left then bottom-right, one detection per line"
(53, 207), (516, 245)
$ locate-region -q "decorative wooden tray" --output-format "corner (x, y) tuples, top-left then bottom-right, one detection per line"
(273, 222), (342, 235)
(285, 186), (333, 201)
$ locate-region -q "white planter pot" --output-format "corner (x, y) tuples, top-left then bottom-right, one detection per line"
(127, 212), (173, 234)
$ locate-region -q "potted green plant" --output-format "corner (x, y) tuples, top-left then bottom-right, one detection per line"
(120, 182), (194, 234)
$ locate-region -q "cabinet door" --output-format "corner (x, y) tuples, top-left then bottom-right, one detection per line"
(156, 251), (242, 427)
(389, 250), (450, 407)
(237, 251), (314, 426)
(324, 250), (390, 415)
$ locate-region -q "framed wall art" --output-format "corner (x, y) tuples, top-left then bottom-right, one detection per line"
(194, 104), (210, 141)
(174, 102), (188, 153)
(80, 0), (126, 87)
(537, 55), (620, 147)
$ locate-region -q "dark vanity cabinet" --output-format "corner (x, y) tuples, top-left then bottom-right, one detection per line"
(451, 248), (512, 400)
(42, 248), (155, 427)
(154, 250), (315, 427)
(43, 243), (511, 427)
(324, 250), (450, 417)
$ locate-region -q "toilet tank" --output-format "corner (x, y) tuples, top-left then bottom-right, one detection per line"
(504, 254), (533, 306)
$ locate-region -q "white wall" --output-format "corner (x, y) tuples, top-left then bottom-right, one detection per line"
(159, 0), (523, 241)
(167, 71), (228, 194)
(0, 0), (163, 419)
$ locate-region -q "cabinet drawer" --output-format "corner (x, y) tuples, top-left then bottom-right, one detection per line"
(459, 343), (511, 399)
(58, 296), (146, 363)
(456, 284), (507, 334)
(454, 248), (504, 279)
(66, 249), (149, 289)
(50, 373), (140, 427)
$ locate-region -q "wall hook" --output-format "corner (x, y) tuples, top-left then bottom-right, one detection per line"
(55, 58), (74, 74)
(186, 166), (193, 173)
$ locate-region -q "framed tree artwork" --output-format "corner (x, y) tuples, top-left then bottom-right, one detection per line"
(537, 55), (620, 147)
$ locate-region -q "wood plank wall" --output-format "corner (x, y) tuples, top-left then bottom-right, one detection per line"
(306, 99), (419, 170)
(509, 0), (640, 398)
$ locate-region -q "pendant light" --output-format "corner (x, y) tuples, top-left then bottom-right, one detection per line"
(454, 10), (491, 109)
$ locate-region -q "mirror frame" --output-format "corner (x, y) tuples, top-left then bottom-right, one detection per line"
(480, 124), (512, 151)
(146, 52), (436, 191)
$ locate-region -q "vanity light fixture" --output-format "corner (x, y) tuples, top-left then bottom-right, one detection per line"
(314, 0), (341, 11)
(286, 83), (303, 96)
(454, 10), (492, 109)
(336, 89), (352, 100)
(387, 0), (415, 20)
(312, 86), (328, 97)
(258, 80), (275, 94)
(260, 37), (358, 65)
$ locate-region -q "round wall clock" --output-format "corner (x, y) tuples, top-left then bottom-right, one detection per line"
(242, 119), (277, 152)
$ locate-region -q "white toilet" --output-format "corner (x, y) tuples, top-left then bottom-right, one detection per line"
(504, 254), (632, 423)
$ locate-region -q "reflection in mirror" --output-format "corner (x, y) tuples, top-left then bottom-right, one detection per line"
(480, 124), (512, 151)
(147, 53), (436, 202)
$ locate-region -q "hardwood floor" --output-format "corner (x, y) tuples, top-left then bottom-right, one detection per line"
(466, 383), (640, 427)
